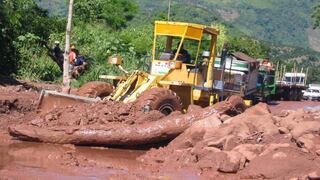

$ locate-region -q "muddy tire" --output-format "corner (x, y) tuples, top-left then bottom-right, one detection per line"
(136, 88), (182, 115)
(77, 81), (113, 98)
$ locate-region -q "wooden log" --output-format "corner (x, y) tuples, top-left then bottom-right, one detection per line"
(9, 96), (244, 146)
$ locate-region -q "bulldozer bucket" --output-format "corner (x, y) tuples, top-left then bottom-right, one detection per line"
(37, 90), (100, 113)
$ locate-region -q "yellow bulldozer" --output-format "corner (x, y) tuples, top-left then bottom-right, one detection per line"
(38, 21), (246, 115)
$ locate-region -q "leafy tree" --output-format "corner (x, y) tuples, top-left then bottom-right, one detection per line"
(312, 4), (320, 28)
(0, 0), (17, 74)
(227, 37), (269, 58)
(74, 0), (138, 29)
(0, 0), (64, 76)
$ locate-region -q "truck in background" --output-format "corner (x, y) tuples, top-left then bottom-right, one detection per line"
(254, 60), (308, 102)
(213, 55), (308, 103)
(303, 84), (320, 101)
(255, 60), (276, 102)
(213, 52), (260, 100)
(274, 63), (308, 101)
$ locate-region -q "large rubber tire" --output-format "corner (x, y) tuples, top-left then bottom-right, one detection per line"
(136, 88), (183, 115)
(77, 81), (113, 98)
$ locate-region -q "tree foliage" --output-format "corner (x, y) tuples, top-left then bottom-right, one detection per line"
(227, 37), (269, 58)
(74, 0), (138, 29)
(312, 4), (320, 28)
(0, 0), (64, 76)
(2, 0), (320, 85)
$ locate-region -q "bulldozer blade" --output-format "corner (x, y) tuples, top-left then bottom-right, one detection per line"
(37, 90), (100, 113)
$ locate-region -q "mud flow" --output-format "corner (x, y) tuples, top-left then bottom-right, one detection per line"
(0, 139), (145, 179)
(1, 82), (320, 179)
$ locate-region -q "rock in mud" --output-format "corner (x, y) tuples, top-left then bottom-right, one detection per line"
(232, 144), (264, 161)
(217, 151), (246, 173)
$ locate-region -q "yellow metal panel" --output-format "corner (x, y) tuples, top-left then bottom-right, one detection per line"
(185, 26), (203, 40)
(123, 74), (158, 103)
(155, 23), (187, 37)
(155, 21), (206, 30)
(155, 21), (219, 37)
(99, 75), (124, 80)
(244, 100), (252, 106)
(192, 89), (202, 101)
(206, 35), (218, 87)
(155, 21), (204, 41)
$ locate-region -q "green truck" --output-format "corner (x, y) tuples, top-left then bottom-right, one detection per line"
(214, 53), (307, 103)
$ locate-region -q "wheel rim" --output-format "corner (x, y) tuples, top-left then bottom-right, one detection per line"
(158, 103), (175, 115)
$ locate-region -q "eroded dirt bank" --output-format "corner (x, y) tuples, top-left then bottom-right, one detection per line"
(1, 80), (320, 179)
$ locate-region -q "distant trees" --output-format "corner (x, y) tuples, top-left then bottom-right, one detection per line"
(312, 3), (320, 28)
(227, 37), (269, 58)
(74, 0), (138, 29)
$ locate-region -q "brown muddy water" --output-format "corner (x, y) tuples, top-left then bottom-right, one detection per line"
(0, 139), (145, 179)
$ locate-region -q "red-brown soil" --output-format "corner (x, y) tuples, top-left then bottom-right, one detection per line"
(1, 79), (320, 179)
(139, 103), (320, 179)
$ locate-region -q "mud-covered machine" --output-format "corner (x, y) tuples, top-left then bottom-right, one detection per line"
(39, 21), (246, 115)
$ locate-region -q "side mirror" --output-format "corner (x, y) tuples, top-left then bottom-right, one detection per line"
(108, 56), (123, 65)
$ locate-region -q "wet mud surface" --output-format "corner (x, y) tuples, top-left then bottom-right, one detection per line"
(1, 80), (320, 179)
(0, 135), (144, 179)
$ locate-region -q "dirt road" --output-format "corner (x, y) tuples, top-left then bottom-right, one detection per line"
(269, 100), (320, 114)
(0, 80), (320, 179)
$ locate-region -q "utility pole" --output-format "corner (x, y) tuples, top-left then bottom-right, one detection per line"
(62, 0), (74, 93)
(168, 0), (171, 21)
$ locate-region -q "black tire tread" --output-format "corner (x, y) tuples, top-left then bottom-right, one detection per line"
(135, 88), (183, 114)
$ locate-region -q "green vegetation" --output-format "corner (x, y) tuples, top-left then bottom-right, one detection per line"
(1, 0), (320, 85)
(0, 0), (64, 80)
(313, 3), (320, 28)
(74, 0), (138, 29)
(134, 0), (317, 48)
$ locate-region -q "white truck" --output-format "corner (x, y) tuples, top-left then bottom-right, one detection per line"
(303, 84), (320, 101)
(275, 69), (308, 101)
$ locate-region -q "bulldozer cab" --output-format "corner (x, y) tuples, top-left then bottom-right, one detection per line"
(151, 21), (221, 107)
(151, 21), (219, 80)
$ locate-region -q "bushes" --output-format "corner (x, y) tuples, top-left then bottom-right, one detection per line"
(14, 33), (61, 82)
(49, 23), (152, 87)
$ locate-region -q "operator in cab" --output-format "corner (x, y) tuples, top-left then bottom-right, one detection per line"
(173, 42), (191, 64)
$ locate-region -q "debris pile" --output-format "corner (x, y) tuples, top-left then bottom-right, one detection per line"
(139, 103), (320, 179)
(8, 96), (244, 146)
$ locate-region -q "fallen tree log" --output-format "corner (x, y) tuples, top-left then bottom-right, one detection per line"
(9, 96), (245, 146)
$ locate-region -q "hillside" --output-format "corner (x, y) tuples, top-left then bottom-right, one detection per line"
(33, 0), (320, 83)
(135, 0), (318, 50)
(36, 0), (319, 51)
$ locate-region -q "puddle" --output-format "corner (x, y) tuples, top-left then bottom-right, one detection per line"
(0, 140), (145, 179)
